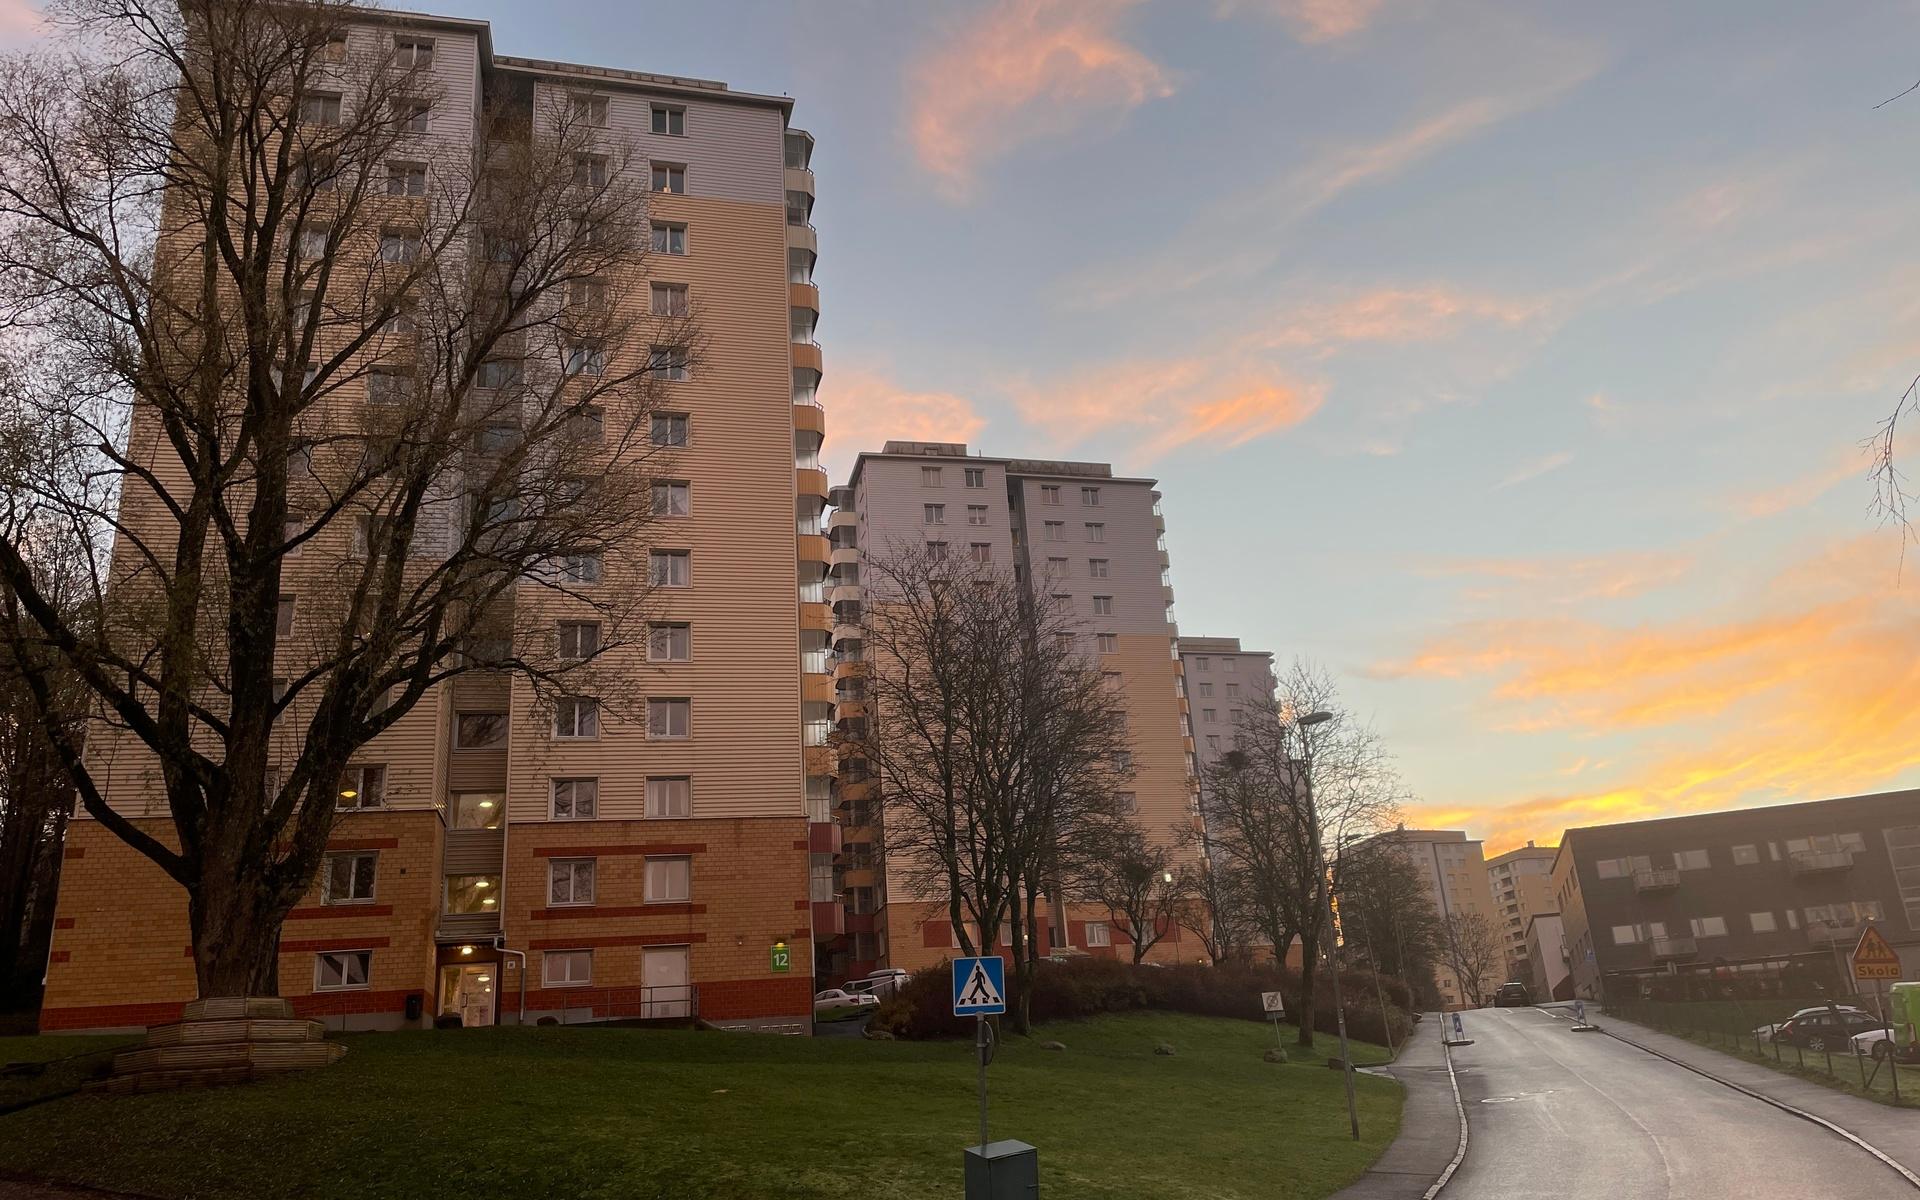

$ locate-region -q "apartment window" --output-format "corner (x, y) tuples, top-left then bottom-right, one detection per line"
(922, 466), (943, 487)
(570, 93), (608, 127)
(1089, 558), (1109, 578)
(1084, 522), (1106, 543)
(549, 858), (596, 906)
(1595, 855), (1651, 880)
(314, 950), (370, 991)
(550, 554), (602, 585)
(386, 162), (427, 196)
(647, 345), (690, 380)
(648, 698), (690, 739)
(645, 856), (692, 902)
(1611, 925), (1641, 945)
(634, 775), (690, 819)
(1224, 658), (1237, 673)
(651, 104), (686, 136)
(322, 852), (376, 904)
(968, 543), (992, 563)
(1092, 595), (1113, 616)
(1205, 734), (1220, 752)
(1097, 633), (1117, 654)
(573, 154), (609, 188)
(554, 697), (599, 739)
(1041, 485), (1061, 506)
(652, 414), (691, 447)
(391, 98), (430, 134)
(338, 764), (385, 809)
(650, 549), (691, 587)
(295, 227), (329, 260)
(551, 778), (598, 820)
(543, 949), (592, 988)
(1690, 916), (1727, 938)
(445, 874), (500, 913)
(300, 92), (342, 127)
(455, 712), (507, 749)
(1113, 751), (1132, 771)
(650, 162), (686, 194)
(564, 341), (606, 377)
(392, 36), (433, 67)
(1886, 825), (1920, 927)
(1046, 556), (1067, 574)
(1201, 707), (1216, 722)
(555, 621), (601, 661)
(1196, 682), (1213, 698)
(1731, 843), (1760, 865)
(1196, 657), (1211, 672)
(924, 503), (946, 525)
(964, 468), (986, 488)
(568, 404), (605, 445)
(649, 622), (692, 662)
(276, 595), (296, 637)
(1674, 849), (1710, 871)
(651, 222), (688, 255)
(320, 34), (348, 63)
(1081, 486), (1101, 506)
(966, 505), (989, 526)
(653, 482), (691, 517)
(651, 283), (690, 317)
(1750, 911), (1777, 933)
(1225, 683), (1241, 698)
(366, 368), (412, 407)
(1085, 922), (1111, 947)
(376, 226), (418, 261)
(476, 359), (521, 391)
(1040, 521), (1063, 542)
(926, 541), (949, 560)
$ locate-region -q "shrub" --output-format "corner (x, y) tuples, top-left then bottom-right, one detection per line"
(868, 957), (1416, 1048)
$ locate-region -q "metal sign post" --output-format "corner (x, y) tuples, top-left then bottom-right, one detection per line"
(952, 956), (1008, 1149)
(1261, 990), (1287, 1050)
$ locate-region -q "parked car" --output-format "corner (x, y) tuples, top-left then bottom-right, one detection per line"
(845, 968), (910, 999)
(1753, 1004), (1870, 1044)
(1772, 1007), (1884, 1052)
(1493, 982), (1532, 1008)
(813, 989), (880, 1021)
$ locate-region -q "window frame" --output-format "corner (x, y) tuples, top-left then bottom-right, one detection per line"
(550, 777), (599, 821)
(543, 949), (593, 988)
(650, 162), (687, 194)
(548, 858), (597, 907)
(314, 950), (372, 992)
(553, 696), (601, 740)
(648, 622), (693, 663)
(321, 851), (378, 905)
(556, 620), (601, 660)
(647, 698), (691, 740)
(650, 221), (688, 255)
(454, 711), (508, 750)
(646, 775), (692, 819)
(650, 103), (687, 136)
(644, 855), (692, 903)
(338, 764), (387, 810)
(649, 549), (692, 587)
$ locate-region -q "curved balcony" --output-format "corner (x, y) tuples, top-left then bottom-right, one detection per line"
(828, 507), (858, 532)
(804, 745), (837, 777)
(832, 618), (864, 644)
(828, 580), (863, 606)
(786, 222), (817, 255)
(799, 601), (830, 631)
(791, 281), (820, 315)
(792, 341), (823, 374)
(832, 656), (868, 682)
(830, 544), (861, 569)
(797, 466), (830, 501)
(802, 672), (834, 705)
(828, 484), (855, 508)
(797, 533), (830, 566)
(785, 165), (815, 197)
(793, 401), (826, 437)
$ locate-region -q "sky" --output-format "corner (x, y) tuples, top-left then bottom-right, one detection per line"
(14, 0), (1920, 853)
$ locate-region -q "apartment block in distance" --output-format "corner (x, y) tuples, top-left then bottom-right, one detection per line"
(816, 442), (1198, 979)
(1181, 637), (1276, 778)
(1486, 841), (1557, 988)
(1552, 789), (1920, 1003)
(1355, 828), (1500, 1009)
(42, 11), (831, 1033)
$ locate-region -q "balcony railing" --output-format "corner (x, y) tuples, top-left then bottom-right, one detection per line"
(803, 719), (832, 747)
(1789, 849), (1855, 875)
(1649, 935), (1697, 960)
(799, 581), (827, 604)
(1632, 868), (1680, 893)
(801, 648), (831, 674)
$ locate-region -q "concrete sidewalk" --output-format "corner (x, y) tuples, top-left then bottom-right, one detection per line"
(1596, 1012), (1920, 1180)
(1331, 1017), (1463, 1200)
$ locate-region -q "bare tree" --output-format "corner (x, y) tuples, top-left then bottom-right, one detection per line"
(1336, 835), (1445, 1006)
(1440, 910), (1505, 1009)
(1077, 818), (1184, 966)
(1176, 825), (1257, 967)
(0, 0), (692, 998)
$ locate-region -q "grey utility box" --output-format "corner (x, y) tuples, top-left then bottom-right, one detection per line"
(964, 1140), (1039, 1199)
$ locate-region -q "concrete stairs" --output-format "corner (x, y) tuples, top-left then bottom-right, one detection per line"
(90, 997), (347, 1094)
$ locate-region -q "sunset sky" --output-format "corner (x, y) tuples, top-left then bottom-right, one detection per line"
(18, 0), (1920, 852)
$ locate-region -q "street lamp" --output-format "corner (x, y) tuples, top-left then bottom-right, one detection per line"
(1295, 708), (1359, 1142)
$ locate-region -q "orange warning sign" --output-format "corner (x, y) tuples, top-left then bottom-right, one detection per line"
(1852, 925), (1903, 981)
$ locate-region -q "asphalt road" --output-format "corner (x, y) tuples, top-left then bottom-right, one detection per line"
(1443, 1006), (1915, 1200)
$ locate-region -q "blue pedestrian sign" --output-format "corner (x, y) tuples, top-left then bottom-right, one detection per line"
(952, 956), (1007, 1016)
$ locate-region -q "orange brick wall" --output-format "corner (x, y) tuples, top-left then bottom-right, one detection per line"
(883, 898), (1200, 977)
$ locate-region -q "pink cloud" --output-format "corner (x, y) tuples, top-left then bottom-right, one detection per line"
(0, 0), (44, 46)
(1220, 0), (1388, 43)
(904, 0), (1174, 200)
(820, 367), (987, 478)
(1013, 356), (1323, 462)
(1260, 286), (1546, 355)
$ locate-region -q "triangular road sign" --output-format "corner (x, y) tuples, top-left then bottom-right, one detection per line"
(1852, 925), (1903, 980)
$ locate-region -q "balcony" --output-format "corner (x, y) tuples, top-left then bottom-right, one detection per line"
(796, 467), (830, 501)
(1806, 919), (1862, 944)
(812, 899), (846, 938)
(1789, 849), (1855, 876)
(792, 341), (823, 374)
(808, 821), (842, 855)
(1649, 935), (1697, 961)
(1632, 868), (1680, 893)
(846, 910), (877, 934)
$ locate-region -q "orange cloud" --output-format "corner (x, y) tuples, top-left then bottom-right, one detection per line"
(1259, 286), (1547, 356)
(1394, 532), (1920, 852)
(1728, 445), (1869, 519)
(821, 367), (986, 478)
(1418, 550), (1694, 604)
(1013, 356), (1323, 462)
(1219, 0), (1388, 43)
(905, 0), (1174, 200)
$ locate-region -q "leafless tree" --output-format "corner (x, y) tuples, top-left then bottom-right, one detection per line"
(1077, 818), (1185, 966)
(1336, 834), (1445, 1006)
(0, 0), (693, 998)
(853, 545), (1132, 1032)
(1440, 910), (1505, 1009)
(1203, 661), (1403, 1046)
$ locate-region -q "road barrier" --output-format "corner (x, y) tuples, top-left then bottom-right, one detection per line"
(1607, 997), (1906, 1105)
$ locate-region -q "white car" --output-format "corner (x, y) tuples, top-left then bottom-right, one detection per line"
(1849, 1027), (1907, 1061)
(813, 988), (880, 1021)
(845, 968), (910, 999)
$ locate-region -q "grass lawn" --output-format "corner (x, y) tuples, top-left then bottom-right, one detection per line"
(0, 1011), (1400, 1200)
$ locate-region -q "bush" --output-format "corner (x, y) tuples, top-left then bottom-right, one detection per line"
(869, 957), (1416, 1048)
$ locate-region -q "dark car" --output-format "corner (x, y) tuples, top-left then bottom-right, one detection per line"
(1493, 982), (1532, 1008)
(1773, 1007), (1884, 1052)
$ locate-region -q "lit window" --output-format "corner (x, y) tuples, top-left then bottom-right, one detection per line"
(444, 874), (499, 914)
(551, 778), (597, 820)
(338, 764), (385, 810)
(646, 776), (691, 819)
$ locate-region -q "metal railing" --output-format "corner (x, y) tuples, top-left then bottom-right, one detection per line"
(1607, 997), (1906, 1104)
(1649, 935), (1697, 960)
(1633, 868), (1681, 892)
(1789, 849), (1856, 874)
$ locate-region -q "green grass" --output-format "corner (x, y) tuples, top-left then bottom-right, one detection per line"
(1608, 1003), (1920, 1109)
(0, 1012), (1400, 1200)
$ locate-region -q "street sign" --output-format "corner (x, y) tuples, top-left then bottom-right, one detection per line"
(1261, 991), (1286, 1016)
(770, 941), (790, 973)
(1853, 925), (1903, 982)
(953, 956), (1007, 1016)
(1573, 1000), (1586, 1023)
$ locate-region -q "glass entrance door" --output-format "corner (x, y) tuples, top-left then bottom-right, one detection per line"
(437, 963), (498, 1027)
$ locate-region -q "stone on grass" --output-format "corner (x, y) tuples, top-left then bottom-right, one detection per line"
(1154, 1043), (1176, 1056)
(1325, 1056), (1347, 1070)
(864, 1028), (896, 1041)
(1264, 1047), (1289, 1064)
(1040, 1040), (1067, 1051)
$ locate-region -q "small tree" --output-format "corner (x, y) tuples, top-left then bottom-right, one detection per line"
(1335, 835), (1444, 1006)
(1077, 819), (1184, 966)
(1440, 910), (1505, 1008)
(1176, 826), (1257, 967)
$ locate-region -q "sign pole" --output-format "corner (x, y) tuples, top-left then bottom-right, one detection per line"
(976, 1015), (990, 1150)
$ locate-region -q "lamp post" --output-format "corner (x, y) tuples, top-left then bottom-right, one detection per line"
(1296, 708), (1360, 1142)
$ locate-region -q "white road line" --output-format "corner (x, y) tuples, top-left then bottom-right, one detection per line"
(1424, 1033), (1470, 1200)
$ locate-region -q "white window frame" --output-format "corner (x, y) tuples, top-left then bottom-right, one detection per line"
(339, 764), (386, 810)
(454, 711), (508, 750)
(923, 503), (946, 525)
(1092, 595), (1113, 616)
(651, 412), (690, 447)
(321, 851), (377, 905)
(1749, 911), (1777, 933)
(645, 855), (692, 903)
(553, 697), (600, 740)
(557, 620), (601, 660)
(650, 162), (686, 194)
(570, 93), (608, 128)
(551, 777), (599, 820)
(648, 698), (691, 740)
(650, 104), (687, 136)
(314, 950), (371, 991)
(1089, 558), (1110, 578)
(1085, 922), (1111, 947)
(964, 468), (986, 488)
(650, 549), (691, 587)
(646, 775), (691, 819)
(651, 222), (688, 255)
(648, 622), (692, 662)
(548, 858), (596, 907)
(543, 949), (593, 988)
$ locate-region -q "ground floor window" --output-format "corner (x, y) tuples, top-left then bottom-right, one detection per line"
(544, 949), (593, 988)
(315, 950), (371, 991)
(1085, 922), (1111, 947)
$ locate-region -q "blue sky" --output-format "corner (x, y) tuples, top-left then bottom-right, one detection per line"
(27, 0), (1920, 850)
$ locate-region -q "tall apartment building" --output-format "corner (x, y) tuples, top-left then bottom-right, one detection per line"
(817, 442), (1196, 979)
(1180, 637), (1276, 779)
(1355, 828), (1499, 1009)
(1551, 789), (1920, 1003)
(42, 12), (831, 1033)
(1486, 841), (1557, 987)
(1525, 912), (1571, 1001)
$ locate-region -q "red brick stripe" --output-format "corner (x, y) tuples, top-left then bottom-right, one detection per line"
(530, 903), (706, 919)
(47, 950), (69, 964)
(791, 839), (809, 850)
(54, 917), (74, 929)
(529, 932), (708, 950)
(64, 846), (84, 860)
(793, 899), (809, 910)
(532, 843), (706, 857)
(40, 1000), (182, 1031)
(287, 905), (395, 920)
(280, 936), (393, 953)
(326, 837), (400, 851)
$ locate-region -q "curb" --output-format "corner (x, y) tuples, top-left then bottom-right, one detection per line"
(1422, 1040), (1469, 1199)
(1590, 1018), (1920, 1192)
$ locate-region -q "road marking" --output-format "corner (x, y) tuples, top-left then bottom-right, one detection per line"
(1589, 1018), (1920, 1192)
(1424, 1033), (1470, 1200)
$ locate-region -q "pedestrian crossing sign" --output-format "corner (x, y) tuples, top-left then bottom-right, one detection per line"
(952, 955), (1007, 1016)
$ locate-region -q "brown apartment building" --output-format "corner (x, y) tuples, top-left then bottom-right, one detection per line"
(43, 11), (832, 1033)
(1486, 842), (1557, 988)
(1553, 789), (1920, 1003)
(816, 443), (1198, 978)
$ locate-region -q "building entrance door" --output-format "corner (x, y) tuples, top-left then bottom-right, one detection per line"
(437, 963), (498, 1027)
(642, 946), (692, 1018)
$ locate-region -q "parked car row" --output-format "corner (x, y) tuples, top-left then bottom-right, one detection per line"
(1752, 1005), (1884, 1052)
(814, 968), (910, 1021)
